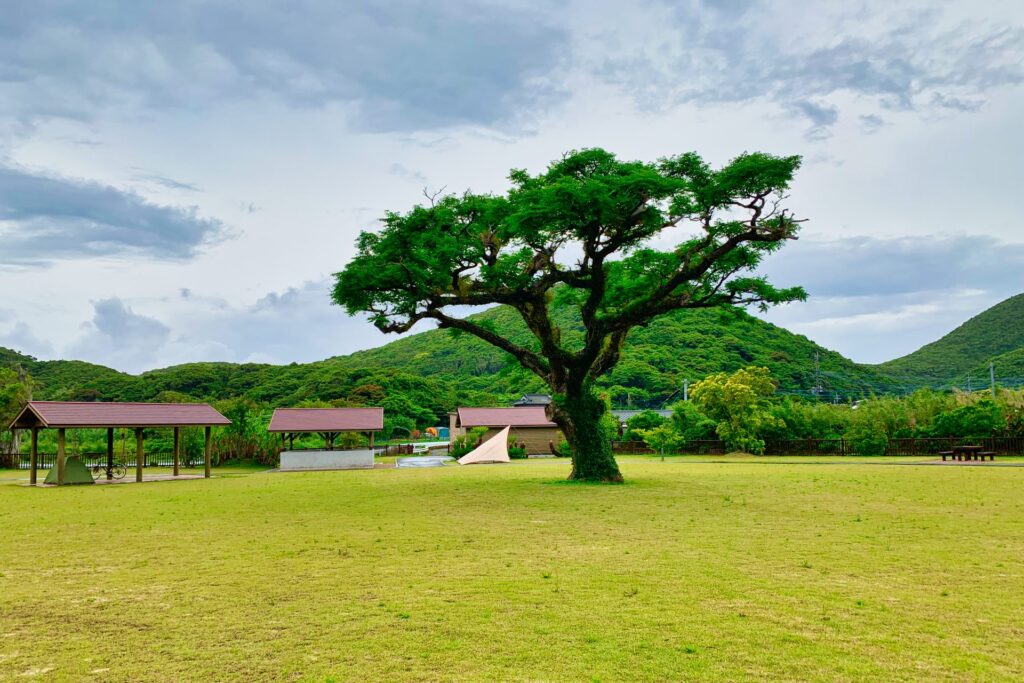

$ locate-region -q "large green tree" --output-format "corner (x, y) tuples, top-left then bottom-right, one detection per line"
(332, 148), (805, 481)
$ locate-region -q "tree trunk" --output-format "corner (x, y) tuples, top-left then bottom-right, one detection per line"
(554, 389), (623, 483)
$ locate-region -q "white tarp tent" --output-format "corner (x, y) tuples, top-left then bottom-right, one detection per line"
(458, 425), (511, 465)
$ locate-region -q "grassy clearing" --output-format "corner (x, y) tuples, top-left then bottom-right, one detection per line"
(1, 459), (1023, 681)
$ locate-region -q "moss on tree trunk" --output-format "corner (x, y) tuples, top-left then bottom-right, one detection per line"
(556, 391), (623, 483)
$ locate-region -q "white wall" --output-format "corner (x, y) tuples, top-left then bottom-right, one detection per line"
(279, 449), (374, 471)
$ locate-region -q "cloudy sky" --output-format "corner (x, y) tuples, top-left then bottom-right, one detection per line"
(1, 0), (1022, 373)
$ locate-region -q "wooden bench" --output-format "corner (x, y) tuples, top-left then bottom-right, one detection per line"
(979, 451), (996, 461)
(940, 451), (954, 461)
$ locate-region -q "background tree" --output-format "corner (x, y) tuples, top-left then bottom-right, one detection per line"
(0, 366), (33, 466)
(636, 423), (687, 457)
(333, 148), (805, 481)
(670, 400), (719, 444)
(689, 366), (782, 454)
(622, 409), (668, 441)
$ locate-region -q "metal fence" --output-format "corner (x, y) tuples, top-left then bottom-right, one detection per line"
(11, 452), (201, 470)
(612, 437), (1024, 457)
(15, 436), (1024, 467)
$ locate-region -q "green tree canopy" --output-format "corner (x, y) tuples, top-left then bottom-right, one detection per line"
(690, 366), (782, 454)
(333, 148), (805, 481)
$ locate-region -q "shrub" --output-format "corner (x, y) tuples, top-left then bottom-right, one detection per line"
(623, 410), (667, 441)
(846, 419), (888, 456)
(930, 399), (1003, 438)
(451, 427), (488, 458)
(670, 401), (718, 443)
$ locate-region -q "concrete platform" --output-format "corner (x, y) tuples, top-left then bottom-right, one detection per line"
(24, 473), (208, 487)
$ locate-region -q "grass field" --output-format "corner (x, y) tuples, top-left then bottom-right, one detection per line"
(1, 458), (1023, 681)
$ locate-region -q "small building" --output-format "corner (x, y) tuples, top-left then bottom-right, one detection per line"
(449, 406), (561, 455)
(268, 407), (383, 471)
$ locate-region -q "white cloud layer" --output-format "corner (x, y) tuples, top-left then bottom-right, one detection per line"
(0, 0), (1022, 372)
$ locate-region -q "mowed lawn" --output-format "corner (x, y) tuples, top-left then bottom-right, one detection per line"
(1, 459), (1023, 681)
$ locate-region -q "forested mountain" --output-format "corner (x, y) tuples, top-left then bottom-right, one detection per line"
(1, 302), (888, 424)
(5, 293), (1021, 425)
(876, 294), (1024, 386)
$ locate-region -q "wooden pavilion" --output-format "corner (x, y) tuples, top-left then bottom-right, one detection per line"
(9, 401), (231, 486)
(268, 407), (384, 450)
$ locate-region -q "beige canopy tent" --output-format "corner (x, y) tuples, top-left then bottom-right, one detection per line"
(458, 426), (511, 465)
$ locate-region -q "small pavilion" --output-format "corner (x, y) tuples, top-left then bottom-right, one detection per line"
(268, 407), (384, 450)
(269, 407), (383, 471)
(9, 401), (231, 486)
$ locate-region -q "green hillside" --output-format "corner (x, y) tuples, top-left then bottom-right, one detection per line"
(966, 346), (1024, 385)
(329, 304), (891, 402)
(877, 293), (1024, 386)
(1, 302), (889, 420)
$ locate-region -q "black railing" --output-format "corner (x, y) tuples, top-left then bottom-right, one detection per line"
(612, 437), (1024, 457)
(12, 452), (200, 470)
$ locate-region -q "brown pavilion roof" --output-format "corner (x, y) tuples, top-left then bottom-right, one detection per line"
(456, 406), (556, 428)
(268, 407), (384, 433)
(9, 401), (231, 430)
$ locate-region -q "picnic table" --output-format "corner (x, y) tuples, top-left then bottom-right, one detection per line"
(939, 445), (995, 461)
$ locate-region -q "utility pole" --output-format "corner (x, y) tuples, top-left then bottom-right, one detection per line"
(990, 362), (996, 398)
(967, 373), (972, 393)
(683, 379), (689, 402)
(813, 351), (823, 399)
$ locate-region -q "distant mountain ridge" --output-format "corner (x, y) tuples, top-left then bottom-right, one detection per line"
(3, 293), (1022, 411)
(875, 293), (1024, 386)
(1, 304), (888, 409)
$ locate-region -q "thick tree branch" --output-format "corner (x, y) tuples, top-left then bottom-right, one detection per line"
(427, 310), (552, 382)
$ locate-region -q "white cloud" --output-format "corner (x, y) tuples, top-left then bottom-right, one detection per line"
(49, 280), (413, 373)
(0, 164), (226, 264)
(0, 0), (1021, 371)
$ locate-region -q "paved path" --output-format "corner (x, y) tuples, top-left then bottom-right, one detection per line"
(22, 473), (209, 487)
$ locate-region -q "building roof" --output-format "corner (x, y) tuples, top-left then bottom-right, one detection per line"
(457, 406), (556, 428)
(9, 401), (231, 430)
(511, 393), (552, 406)
(268, 407), (384, 433)
(611, 409), (674, 424)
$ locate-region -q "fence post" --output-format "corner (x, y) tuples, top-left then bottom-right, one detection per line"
(29, 427), (38, 485)
(204, 426), (212, 479)
(173, 427), (180, 477)
(56, 428), (66, 486)
(135, 428), (144, 483)
(106, 428), (114, 480)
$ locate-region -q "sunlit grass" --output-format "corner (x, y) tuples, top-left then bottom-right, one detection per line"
(1, 459), (1023, 681)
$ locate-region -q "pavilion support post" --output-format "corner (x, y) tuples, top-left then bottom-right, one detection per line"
(173, 427), (180, 477)
(56, 428), (66, 486)
(135, 428), (144, 483)
(106, 428), (114, 480)
(204, 426), (212, 479)
(29, 427), (38, 486)
(369, 431), (375, 452)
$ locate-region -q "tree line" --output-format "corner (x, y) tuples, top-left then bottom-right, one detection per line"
(626, 367), (1024, 456)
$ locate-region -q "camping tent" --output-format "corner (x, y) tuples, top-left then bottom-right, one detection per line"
(458, 426), (511, 465)
(43, 457), (94, 485)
